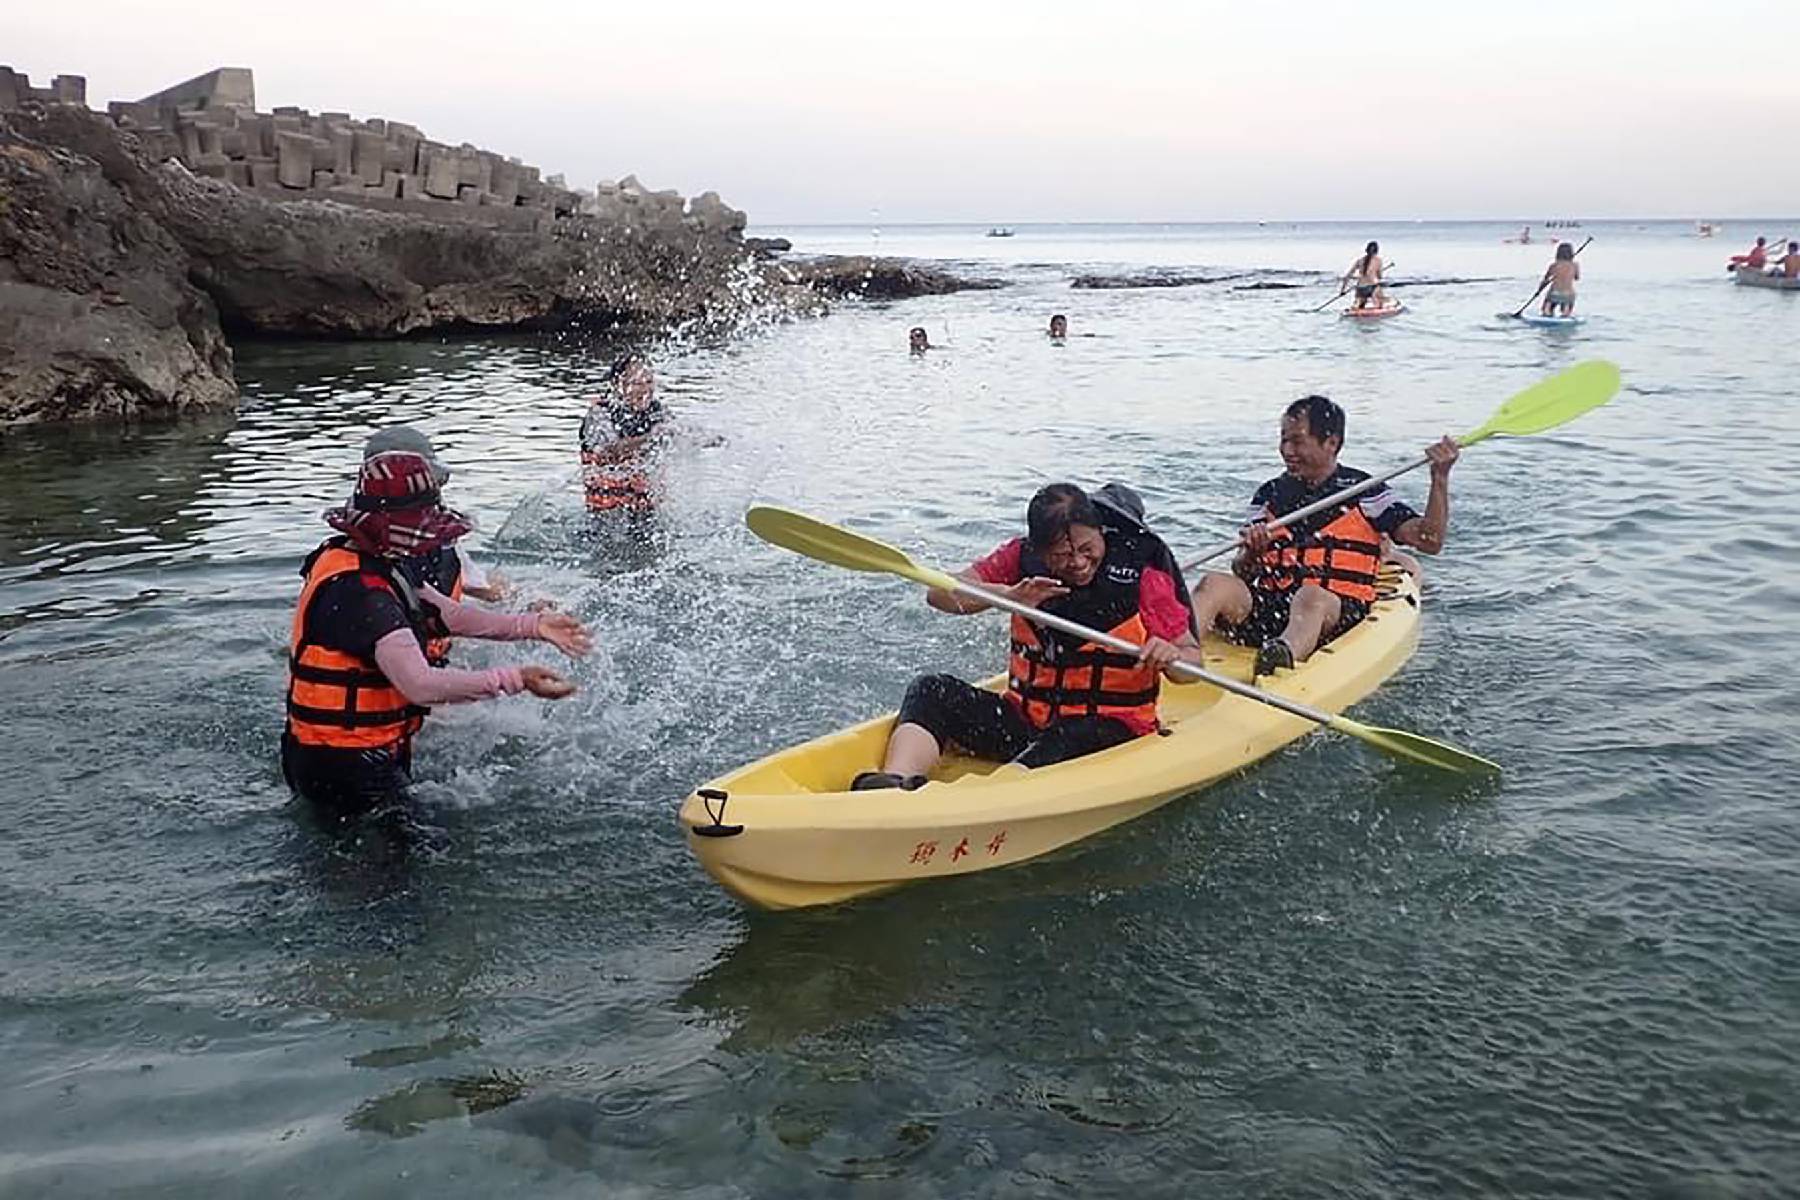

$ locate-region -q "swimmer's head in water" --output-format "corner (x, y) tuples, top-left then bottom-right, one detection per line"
(909, 327), (929, 351)
(1048, 314), (1067, 337)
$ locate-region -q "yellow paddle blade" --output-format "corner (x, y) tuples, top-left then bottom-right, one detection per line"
(1329, 714), (1503, 774)
(745, 506), (961, 592)
(1461, 360), (1621, 446)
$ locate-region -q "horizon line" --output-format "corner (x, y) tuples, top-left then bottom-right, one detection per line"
(749, 215), (1797, 229)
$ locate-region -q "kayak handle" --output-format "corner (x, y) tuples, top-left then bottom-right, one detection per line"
(691, 788), (744, 838)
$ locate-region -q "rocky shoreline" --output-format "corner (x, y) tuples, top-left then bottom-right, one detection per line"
(0, 80), (1001, 427)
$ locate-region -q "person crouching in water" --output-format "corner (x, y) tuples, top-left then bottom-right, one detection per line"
(580, 352), (667, 513)
(852, 483), (1204, 791)
(1189, 394), (1456, 676)
(1540, 241), (1580, 316)
(283, 449), (592, 821)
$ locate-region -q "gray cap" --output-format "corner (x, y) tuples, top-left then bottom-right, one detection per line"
(363, 425), (450, 484)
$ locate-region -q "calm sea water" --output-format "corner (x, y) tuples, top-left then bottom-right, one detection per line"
(2, 220), (1797, 1197)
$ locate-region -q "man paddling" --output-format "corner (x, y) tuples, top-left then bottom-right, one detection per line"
(1342, 241), (1386, 310)
(1189, 395), (1457, 676)
(851, 483), (1203, 790)
(1778, 242), (1800, 279)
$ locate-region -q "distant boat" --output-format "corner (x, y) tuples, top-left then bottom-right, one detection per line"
(986, 227), (1015, 238)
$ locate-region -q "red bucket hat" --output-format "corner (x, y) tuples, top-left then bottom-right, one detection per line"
(324, 450), (472, 558)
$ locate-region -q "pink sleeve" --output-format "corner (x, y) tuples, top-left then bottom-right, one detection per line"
(1138, 567), (1194, 641)
(420, 585), (541, 640)
(969, 538), (1025, 585)
(374, 630), (526, 706)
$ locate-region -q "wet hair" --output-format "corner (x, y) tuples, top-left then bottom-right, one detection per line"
(909, 326), (927, 337)
(1556, 242), (1575, 261)
(1359, 240), (1379, 273)
(607, 351), (650, 384)
(1049, 313), (1067, 326)
(1285, 394), (1345, 446)
(1026, 483), (1101, 551)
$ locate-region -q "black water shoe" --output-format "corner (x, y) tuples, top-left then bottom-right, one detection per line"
(850, 771), (927, 792)
(1254, 637), (1295, 678)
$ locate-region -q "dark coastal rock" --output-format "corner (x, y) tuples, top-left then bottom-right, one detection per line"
(25, 104), (760, 339)
(777, 255), (1005, 300)
(2, 103), (776, 425)
(0, 112), (235, 426)
(745, 236), (791, 257)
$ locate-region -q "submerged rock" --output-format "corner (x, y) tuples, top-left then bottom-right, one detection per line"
(1071, 270), (1250, 290)
(777, 255), (1005, 300)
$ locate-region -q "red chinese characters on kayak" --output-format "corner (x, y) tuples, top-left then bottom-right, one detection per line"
(910, 830), (1008, 866)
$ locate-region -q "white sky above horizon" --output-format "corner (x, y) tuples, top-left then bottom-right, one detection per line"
(9, 0), (1796, 223)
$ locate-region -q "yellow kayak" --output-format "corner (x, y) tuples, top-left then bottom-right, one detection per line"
(680, 566), (1421, 910)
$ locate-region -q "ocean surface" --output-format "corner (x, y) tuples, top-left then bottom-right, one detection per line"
(2, 219), (1797, 1197)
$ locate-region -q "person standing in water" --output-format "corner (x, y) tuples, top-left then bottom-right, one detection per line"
(1540, 242), (1580, 316)
(283, 450), (591, 823)
(1342, 241), (1385, 310)
(580, 352), (668, 513)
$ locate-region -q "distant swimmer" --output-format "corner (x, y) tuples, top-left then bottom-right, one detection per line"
(1048, 314), (1067, 340)
(909, 326), (932, 354)
(1342, 241), (1385, 310)
(1540, 242), (1580, 316)
(1514, 225), (1533, 244)
(1729, 236), (1770, 272)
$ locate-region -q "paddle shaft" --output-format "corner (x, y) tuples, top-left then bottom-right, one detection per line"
(1511, 236), (1592, 317)
(945, 578), (1357, 735)
(1179, 454), (1433, 573)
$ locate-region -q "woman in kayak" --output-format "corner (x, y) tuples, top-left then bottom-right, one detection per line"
(1540, 241), (1580, 316)
(851, 483), (1204, 791)
(283, 449), (592, 822)
(1343, 241), (1385, 310)
(580, 352), (668, 513)
(1729, 236), (1770, 272)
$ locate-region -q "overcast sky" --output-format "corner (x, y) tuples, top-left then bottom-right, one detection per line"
(10, 0), (1796, 223)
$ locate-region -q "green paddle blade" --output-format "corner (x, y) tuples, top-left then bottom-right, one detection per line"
(746, 505), (961, 592)
(1330, 714), (1503, 774)
(1461, 360), (1621, 446)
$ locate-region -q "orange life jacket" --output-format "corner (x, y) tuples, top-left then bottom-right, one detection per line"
(1005, 532), (1172, 733)
(581, 451), (656, 512)
(286, 542), (432, 751)
(1253, 505), (1382, 604)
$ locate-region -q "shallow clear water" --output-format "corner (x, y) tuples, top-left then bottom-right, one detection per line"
(3, 220), (1798, 1197)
